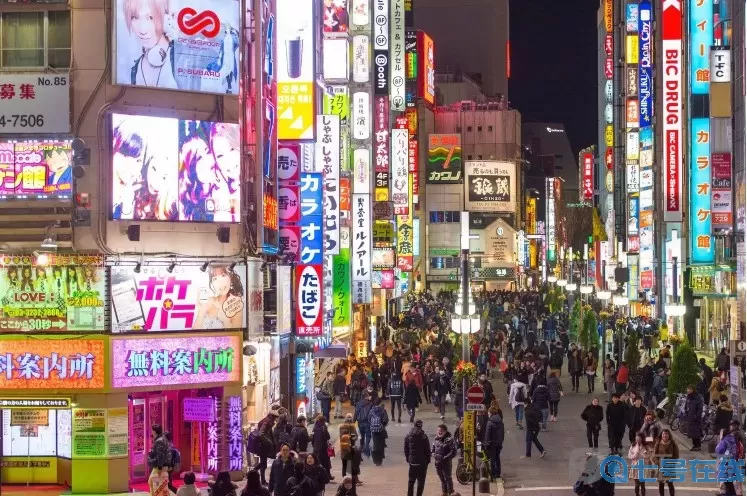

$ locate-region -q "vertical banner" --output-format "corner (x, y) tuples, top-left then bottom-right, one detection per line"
(318, 115), (341, 255)
(276, 0), (315, 140)
(353, 148), (371, 194)
(296, 264), (323, 337)
(300, 172), (324, 265)
(389, 0), (405, 110)
(661, 0), (682, 221)
(322, 86), (350, 171)
(581, 151), (594, 201)
(638, 1), (652, 128)
(391, 128), (409, 213)
(690, 0), (713, 96)
(374, 95), (390, 202)
(690, 117), (714, 263)
(397, 175), (414, 271)
(374, 0), (389, 96)
(332, 245), (352, 330)
(352, 194), (372, 303)
(711, 152), (733, 228)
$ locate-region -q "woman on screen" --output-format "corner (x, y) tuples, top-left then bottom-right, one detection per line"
(112, 119), (146, 220)
(193, 264), (244, 329)
(122, 0), (178, 89)
(178, 129), (218, 222)
(134, 140), (178, 221)
(209, 123), (240, 223)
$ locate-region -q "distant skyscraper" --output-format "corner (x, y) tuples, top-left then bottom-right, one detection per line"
(414, 0), (509, 99)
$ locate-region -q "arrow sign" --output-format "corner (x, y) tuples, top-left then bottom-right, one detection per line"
(466, 385), (485, 405)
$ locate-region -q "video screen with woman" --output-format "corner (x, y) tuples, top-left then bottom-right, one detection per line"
(111, 113), (240, 223)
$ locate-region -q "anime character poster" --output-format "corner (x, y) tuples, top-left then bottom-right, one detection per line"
(111, 114), (240, 223)
(321, 0), (348, 33)
(113, 0), (241, 95)
(0, 140), (73, 198)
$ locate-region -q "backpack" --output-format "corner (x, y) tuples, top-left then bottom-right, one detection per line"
(514, 385), (525, 404)
(369, 408), (384, 434)
(340, 433), (352, 458)
(170, 447), (181, 472)
(247, 429), (261, 455)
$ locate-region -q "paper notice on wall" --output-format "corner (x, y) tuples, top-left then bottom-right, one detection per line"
(72, 409), (107, 458)
(107, 407), (128, 457)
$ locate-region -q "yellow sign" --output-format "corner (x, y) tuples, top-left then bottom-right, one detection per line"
(604, 0), (613, 32)
(375, 187), (389, 202)
(356, 340), (368, 359)
(277, 82), (315, 140)
(605, 125), (614, 147)
(463, 411), (475, 463)
(10, 409), (48, 426)
(526, 197), (536, 234)
(626, 36), (639, 64)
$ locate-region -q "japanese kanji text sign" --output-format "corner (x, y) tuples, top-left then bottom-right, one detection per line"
(111, 333), (241, 388)
(0, 337), (106, 390)
(0, 74), (70, 133)
(317, 115), (341, 255)
(299, 172), (324, 265)
(295, 264), (323, 337)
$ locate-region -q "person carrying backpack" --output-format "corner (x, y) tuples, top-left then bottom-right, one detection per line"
(338, 414), (359, 480)
(164, 432), (180, 494)
(509, 378), (527, 429)
(368, 397), (389, 466)
(354, 394), (374, 455)
(388, 372), (404, 424)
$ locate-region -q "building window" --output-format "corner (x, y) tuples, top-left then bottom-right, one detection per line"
(1, 11), (71, 69)
(477, 125), (482, 132)
(467, 126), (472, 132)
(467, 155), (473, 160)
(488, 125), (493, 132)
(429, 257), (461, 269)
(477, 155), (482, 159)
(428, 211), (461, 223)
(456, 125), (462, 132)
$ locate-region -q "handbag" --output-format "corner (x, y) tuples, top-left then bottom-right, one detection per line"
(445, 393), (452, 404)
(327, 443), (336, 458)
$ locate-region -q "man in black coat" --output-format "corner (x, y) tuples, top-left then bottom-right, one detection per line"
(699, 358), (714, 388)
(625, 396), (647, 444)
(641, 358), (655, 406)
(404, 419), (431, 496)
(685, 384), (704, 450)
(522, 398), (546, 458)
(484, 407), (505, 479)
(605, 393), (626, 455)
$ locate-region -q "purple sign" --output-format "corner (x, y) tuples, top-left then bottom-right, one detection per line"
(182, 397), (215, 422)
(111, 334), (242, 389)
(0, 140), (73, 198)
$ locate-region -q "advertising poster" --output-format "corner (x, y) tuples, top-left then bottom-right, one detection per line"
(10, 409), (49, 426)
(0, 337), (106, 390)
(321, 0), (349, 33)
(712, 152), (733, 228)
(276, 0), (315, 140)
(0, 254), (105, 332)
(113, 0), (240, 95)
(690, 117), (714, 263)
(626, 3), (638, 32)
(107, 407), (128, 457)
(299, 172), (324, 265)
(464, 161), (516, 213)
(296, 264), (323, 337)
(111, 114), (240, 223)
(0, 140), (73, 199)
(72, 409), (107, 458)
(405, 29), (417, 79)
(110, 333), (242, 388)
(427, 134), (462, 183)
(110, 262), (247, 332)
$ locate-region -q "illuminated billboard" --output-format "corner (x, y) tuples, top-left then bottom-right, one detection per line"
(111, 114), (240, 223)
(427, 134), (462, 183)
(276, 0), (315, 140)
(418, 31), (435, 105)
(690, 117), (714, 263)
(690, 0), (713, 95)
(638, 1), (652, 128)
(0, 140), (73, 199)
(661, 0), (682, 221)
(113, 0), (241, 95)
(389, 0), (405, 110)
(464, 161), (516, 213)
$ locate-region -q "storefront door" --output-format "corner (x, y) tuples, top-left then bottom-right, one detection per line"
(129, 393), (169, 483)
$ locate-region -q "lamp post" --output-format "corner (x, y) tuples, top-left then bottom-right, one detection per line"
(665, 256), (686, 333)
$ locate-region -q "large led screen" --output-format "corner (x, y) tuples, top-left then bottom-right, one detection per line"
(0, 140), (73, 199)
(113, 0), (241, 95)
(111, 114), (240, 223)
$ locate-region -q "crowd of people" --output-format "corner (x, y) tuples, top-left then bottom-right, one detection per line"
(142, 287), (744, 496)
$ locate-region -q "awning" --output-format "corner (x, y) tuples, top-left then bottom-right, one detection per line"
(314, 345), (348, 358)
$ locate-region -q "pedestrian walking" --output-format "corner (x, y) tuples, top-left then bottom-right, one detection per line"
(303, 453), (330, 496)
(484, 405), (505, 480)
(715, 420), (744, 496)
(584, 351), (597, 393)
(521, 398), (546, 458)
(568, 347), (583, 392)
(603, 358), (616, 402)
(335, 477), (355, 496)
(433, 367), (451, 420)
(338, 414), (358, 479)
(240, 470), (271, 496)
(284, 461), (317, 496)
(685, 384), (703, 451)
(606, 393), (626, 455)
(269, 444), (297, 496)
(531, 375), (550, 430)
(547, 371), (563, 422)
(404, 419), (431, 496)
(290, 416), (310, 454)
(333, 369), (347, 419)
(508, 377), (527, 429)
(404, 379), (421, 423)
(626, 395), (647, 444)
(615, 361), (630, 395)
(253, 406), (281, 485)
(432, 423), (457, 496)
(581, 397), (604, 449)
(208, 471), (238, 496)
(353, 393), (374, 455)
(714, 395), (734, 438)
(652, 430), (679, 496)
(368, 397), (389, 465)
(387, 372), (404, 423)
(639, 410), (662, 446)
(628, 433), (650, 496)
(312, 415), (334, 481)
(318, 371), (335, 423)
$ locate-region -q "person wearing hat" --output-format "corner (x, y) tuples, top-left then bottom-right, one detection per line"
(404, 419), (431, 496)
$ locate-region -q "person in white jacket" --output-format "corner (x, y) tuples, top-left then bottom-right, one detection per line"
(508, 379), (528, 429)
(627, 433), (650, 496)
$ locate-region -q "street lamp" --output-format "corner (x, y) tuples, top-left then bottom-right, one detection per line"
(665, 303), (687, 317)
(547, 275), (558, 283)
(580, 284), (594, 295)
(557, 278), (568, 287)
(613, 294), (629, 306)
(597, 290), (612, 300)
(566, 282), (578, 291)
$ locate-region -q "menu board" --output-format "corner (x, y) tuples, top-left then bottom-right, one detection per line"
(2, 409), (57, 456)
(107, 407), (128, 457)
(72, 409), (107, 458)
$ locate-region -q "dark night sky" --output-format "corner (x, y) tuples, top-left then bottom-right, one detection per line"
(508, 0), (600, 155)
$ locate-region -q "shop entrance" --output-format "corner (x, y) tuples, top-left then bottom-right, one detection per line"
(128, 388), (223, 488)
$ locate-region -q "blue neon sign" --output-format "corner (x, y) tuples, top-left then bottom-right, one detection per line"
(690, 0), (713, 95)
(638, 1), (653, 127)
(690, 117), (714, 263)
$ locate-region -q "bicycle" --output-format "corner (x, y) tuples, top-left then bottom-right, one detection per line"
(456, 444), (489, 485)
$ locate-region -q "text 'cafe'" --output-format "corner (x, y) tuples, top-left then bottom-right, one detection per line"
(0, 333), (243, 494)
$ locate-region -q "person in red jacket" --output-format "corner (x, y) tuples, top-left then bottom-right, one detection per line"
(615, 362), (630, 395)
